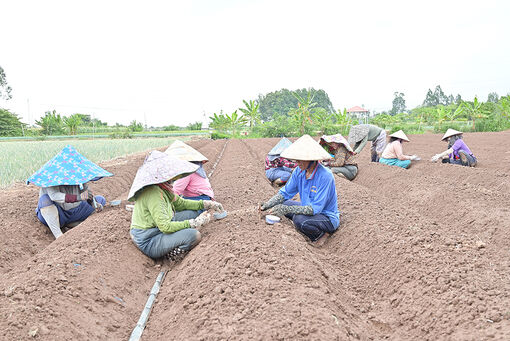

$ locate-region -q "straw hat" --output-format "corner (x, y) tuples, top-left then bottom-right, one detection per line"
(280, 135), (332, 161)
(165, 140), (208, 162)
(441, 128), (463, 141)
(389, 130), (410, 142)
(320, 134), (353, 152)
(128, 150), (198, 201)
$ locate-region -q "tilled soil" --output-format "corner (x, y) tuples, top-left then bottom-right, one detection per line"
(1, 132), (509, 340)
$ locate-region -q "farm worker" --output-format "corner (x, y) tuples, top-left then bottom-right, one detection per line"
(347, 124), (387, 162)
(379, 130), (419, 169)
(128, 150), (224, 260)
(165, 140), (215, 206)
(260, 135), (340, 244)
(430, 129), (477, 167)
(265, 137), (297, 187)
(26, 145), (112, 239)
(319, 134), (358, 181)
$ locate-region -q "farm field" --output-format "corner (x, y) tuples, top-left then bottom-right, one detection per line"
(1, 131), (510, 340)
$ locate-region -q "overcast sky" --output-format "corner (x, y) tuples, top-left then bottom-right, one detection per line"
(1, 0), (509, 127)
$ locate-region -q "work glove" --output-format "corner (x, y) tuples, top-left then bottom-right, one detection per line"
(268, 204), (290, 217)
(409, 155), (420, 161)
(260, 193), (285, 211)
(189, 212), (211, 229)
(203, 200), (224, 212)
(430, 154), (441, 162)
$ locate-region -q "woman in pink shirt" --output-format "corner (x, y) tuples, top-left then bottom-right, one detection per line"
(165, 141), (215, 206)
(379, 130), (419, 169)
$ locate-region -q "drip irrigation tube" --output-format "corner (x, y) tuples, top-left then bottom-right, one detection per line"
(207, 140), (229, 178)
(129, 271), (167, 341)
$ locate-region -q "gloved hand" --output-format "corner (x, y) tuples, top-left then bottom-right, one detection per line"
(409, 155), (419, 161)
(189, 212), (211, 229)
(260, 201), (269, 211)
(203, 200), (224, 212)
(268, 204), (290, 217)
(430, 154), (441, 162)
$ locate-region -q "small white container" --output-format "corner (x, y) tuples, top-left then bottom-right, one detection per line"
(265, 214), (281, 225)
(110, 200), (121, 206)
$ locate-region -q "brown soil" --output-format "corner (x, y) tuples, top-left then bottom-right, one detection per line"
(1, 132), (510, 340)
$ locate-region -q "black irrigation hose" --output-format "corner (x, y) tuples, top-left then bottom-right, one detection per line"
(207, 139), (229, 178)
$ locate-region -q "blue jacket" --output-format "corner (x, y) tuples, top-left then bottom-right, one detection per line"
(279, 163), (340, 228)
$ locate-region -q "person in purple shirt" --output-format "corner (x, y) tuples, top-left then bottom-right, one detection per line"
(431, 129), (477, 167)
(260, 135), (340, 244)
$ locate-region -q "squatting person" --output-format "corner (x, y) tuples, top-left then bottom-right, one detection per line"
(260, 135), (340, 244)
(379, 130), (419, 169)
(430, 129), (477, 167)
(319, 134), (358, 181)
(265, 137), (296, 187)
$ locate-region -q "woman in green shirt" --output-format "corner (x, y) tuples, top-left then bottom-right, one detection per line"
(128, 151), (223, 260)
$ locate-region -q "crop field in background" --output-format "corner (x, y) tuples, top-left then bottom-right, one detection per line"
(0, 137), (189, 188)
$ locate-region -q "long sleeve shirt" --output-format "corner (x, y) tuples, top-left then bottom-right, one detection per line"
(265, 156), (296, 171)
(351, 125), (384, 154)
(278, 163), (339, 228)
(328, 145), (357, 167)
(39, 184), (88, 210)
(173, 173), (214, 199)
(381, 141), (412, 160)
(130, 185), (204, 233)
(450, 139), (473, 159)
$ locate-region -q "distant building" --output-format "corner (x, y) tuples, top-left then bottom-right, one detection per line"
(347, 106), (370, 124)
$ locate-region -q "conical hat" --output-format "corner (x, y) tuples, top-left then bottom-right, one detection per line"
(280, 135), (332, 161)
(389, 130), (410, 142)
(165, 140), (208, 162)
(320, 134), (353, 152)
(267, 137), (292, 161)
(441, 128), (463, 141)
(128, 150), (198, 201)
(27, 145), (113, 187)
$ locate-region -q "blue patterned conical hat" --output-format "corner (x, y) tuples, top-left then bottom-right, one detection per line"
(26, 145), (113, 187)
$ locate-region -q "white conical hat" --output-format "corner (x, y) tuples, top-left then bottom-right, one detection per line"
(128, 150), (198, 201)
(165, 140), (208, 162)
(280, 135), (332, 161)
(441, 128), (463, 141)
(389, 130), (410, 142)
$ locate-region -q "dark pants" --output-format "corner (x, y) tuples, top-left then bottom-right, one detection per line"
(36, 194), (105, 228)
(282, 200), (336, 242)
(442, 151), (477, 167)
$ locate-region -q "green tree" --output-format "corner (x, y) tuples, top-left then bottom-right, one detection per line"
(186, 121), (202, 130)
(434, 106), (448, 130)
(0, 108), (25, 136)
(239, 100), (261, 128)
(487, 92), (499, 103)
(36, 110), (64, 135)
(257, 88), (334, 121)
(291, 90), (317, 135)
(0, 66), (12, 100)
(128, 120), (144, 132)
(312, 108), (333, 135)
(423, 85), (455, 107)
(225, 110), (248, 136)
(462, 97), (487, 131)
(63, 114), (83, 135)
(209, 113), (229, 131)
(391, 92), (406, 115)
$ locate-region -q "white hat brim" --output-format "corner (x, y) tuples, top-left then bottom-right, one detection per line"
(280, 135), (332, 161)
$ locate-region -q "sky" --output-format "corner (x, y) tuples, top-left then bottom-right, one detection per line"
(1, 0), (509, 127)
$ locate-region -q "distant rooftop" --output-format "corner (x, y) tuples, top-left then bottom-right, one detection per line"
(347, 106), (369, 113)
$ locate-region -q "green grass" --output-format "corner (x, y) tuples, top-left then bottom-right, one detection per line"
(0, 138), (190, 188)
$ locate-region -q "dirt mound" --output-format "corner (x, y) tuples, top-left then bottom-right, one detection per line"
(1, 133), (510, 340)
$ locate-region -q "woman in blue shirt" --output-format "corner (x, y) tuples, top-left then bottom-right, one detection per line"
(260, 135), (340, 243)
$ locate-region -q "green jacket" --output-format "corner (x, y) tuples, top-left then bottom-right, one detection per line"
(130, 185), (204, 233)
(352, 125), (383, 154)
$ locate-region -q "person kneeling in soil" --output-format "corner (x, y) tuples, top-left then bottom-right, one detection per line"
(260, 135), (340, 244)
(430, 129), (477, 167)
(379, 130), (419, 169)
(27, 145), (112, 239)
(347, 124), (387, 162)
(165, 140), (215, 209)
(128, 151), (224, 260)
(319, 134), (358, 181)
(265, 137), (296, 187)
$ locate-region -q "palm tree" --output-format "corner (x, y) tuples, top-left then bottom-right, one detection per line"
(291, 91), (316, 135)
(462, 97), (486, 131)
(225, 110), (248, 136)
(313, 108), (333, 135)
(239, 100), (260, 129)
(209, 113), (229, 131)
(64, 114), (83, 135)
